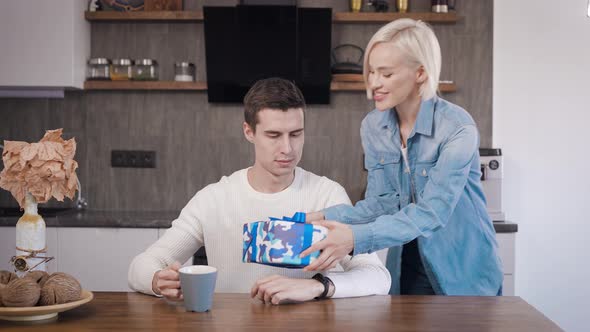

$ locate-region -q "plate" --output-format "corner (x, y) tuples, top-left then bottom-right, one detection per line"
(0, 290), (93, 321)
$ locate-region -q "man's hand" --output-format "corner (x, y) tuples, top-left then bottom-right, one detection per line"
(306, 211), (325, 222)
(300, 220), (354, 272)
(152, 262), (183, 301)
(250, 275), (328, 305)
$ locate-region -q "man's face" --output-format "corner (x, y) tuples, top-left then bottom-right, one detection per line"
(244, 108), (304, 178)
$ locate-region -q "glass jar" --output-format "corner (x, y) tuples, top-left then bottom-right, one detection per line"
(86, 58), (111, 80)
(432, 0), (448, 13)
(110, 58), (133, 80)
(132, 59), (159, 81)
(174, 62), (195, 82)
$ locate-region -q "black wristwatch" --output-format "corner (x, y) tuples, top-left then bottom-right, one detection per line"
(312, 273), (332, 300)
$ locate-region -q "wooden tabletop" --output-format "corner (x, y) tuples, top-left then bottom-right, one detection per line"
(0, 292), (561, 331)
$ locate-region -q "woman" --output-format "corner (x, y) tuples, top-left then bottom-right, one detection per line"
(301, 19), (503, 295)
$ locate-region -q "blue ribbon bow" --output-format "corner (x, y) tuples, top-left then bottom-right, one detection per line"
(269, 212), (306, 223)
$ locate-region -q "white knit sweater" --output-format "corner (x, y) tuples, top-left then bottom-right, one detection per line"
(128, 167), (391, 298)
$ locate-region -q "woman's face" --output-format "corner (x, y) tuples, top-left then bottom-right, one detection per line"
(367, 42), (423, 111)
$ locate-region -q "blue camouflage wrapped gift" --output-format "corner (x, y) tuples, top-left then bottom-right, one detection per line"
(242, 212), (328, 268)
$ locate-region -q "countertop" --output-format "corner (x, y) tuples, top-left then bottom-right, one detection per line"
(0, 292), (559, 331)
(0, 209), (519, 233)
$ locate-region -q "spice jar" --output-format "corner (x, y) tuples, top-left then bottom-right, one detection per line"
(432, 0), (448, 13)
(86, 58), (111, 80)
(110, 58), (133, 80)
(174, 62), (195, 82)
(132, 59), (159, 81)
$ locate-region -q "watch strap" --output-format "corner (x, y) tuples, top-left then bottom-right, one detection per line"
(312, 273), (331, 300)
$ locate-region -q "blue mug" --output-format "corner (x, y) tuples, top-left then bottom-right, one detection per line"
(179, 266), (217, 312)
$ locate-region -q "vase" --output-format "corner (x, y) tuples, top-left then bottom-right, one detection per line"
(397, 0), (408, 13)
(14, 192), (47, 276)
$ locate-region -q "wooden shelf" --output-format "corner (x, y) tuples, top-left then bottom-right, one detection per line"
(331, 81), (456, 92)
(84, 80), (456, 93)
(85, 11), (459, 24)
(85, 11), (203, 22)
(84, 81), (207, 90)
(333, 11), (460, 23)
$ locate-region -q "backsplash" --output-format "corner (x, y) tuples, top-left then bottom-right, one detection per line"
(0, 0), (492, 211)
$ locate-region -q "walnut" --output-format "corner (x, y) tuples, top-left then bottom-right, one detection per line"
(39, 272), (81, 306)
(24, 270), (50, 287)
(0, 270), (18, 285)
(0, 284), (5, 307)
(1, 278), (41, 307)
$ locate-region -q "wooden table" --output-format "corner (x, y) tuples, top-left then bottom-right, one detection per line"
(0, 292), (561, 331)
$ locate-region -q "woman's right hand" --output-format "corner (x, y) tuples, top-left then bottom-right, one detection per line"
(152, 261), (183, 301)
(306, 211), (325, 222)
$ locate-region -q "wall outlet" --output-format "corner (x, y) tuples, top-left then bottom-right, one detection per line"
(111, 150), (156, 168)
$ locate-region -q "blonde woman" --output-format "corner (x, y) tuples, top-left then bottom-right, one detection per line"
(301, 19), (503, 295)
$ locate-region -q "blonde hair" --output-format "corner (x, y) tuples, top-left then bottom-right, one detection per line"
(363, 18), (442, 100)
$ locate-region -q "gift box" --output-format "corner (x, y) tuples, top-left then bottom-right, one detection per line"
(242, 212), (328, 268)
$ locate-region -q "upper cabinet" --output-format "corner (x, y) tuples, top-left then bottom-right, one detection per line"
(0, 0), (90, 90)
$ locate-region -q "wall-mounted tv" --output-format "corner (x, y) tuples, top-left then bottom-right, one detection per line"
(203, 5), (332, 104)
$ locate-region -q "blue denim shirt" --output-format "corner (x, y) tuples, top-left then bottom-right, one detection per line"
(324, 97), (503, 295)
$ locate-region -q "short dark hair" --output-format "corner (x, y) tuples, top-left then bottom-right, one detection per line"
(243, 77), (306, 132)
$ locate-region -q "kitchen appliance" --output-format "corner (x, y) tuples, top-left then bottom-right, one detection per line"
(203, 5), (332, 104)
(479, 148), (504, 221)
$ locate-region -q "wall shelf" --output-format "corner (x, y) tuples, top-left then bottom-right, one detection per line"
(84, 81), (207, 90)
(84, 80), (456, 93)
(85, 11), (203, 21)
(333, 12), (460, 24)
(85, 11), (459, 24)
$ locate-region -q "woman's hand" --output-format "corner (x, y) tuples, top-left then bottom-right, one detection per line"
(300, 220), (354, 272)
(250, 275), (326, 305)
(152, 261), (183, 301)
(306, 211), (325, 222)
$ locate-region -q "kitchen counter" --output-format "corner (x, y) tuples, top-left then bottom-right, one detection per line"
(0, 292), (559, 331)
(0, 210), (519, 232)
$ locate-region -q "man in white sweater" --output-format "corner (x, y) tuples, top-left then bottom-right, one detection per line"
(128, 78), (391, 305)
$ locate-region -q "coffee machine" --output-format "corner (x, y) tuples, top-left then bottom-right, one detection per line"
(479, 148), (504, 222)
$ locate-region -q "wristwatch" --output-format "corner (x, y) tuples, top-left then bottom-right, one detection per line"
(312, 273), (332, 300)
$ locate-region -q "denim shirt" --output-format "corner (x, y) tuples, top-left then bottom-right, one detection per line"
(324, 97), (503, 295)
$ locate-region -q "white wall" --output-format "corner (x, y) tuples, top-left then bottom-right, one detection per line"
(494, 1), (590, 331)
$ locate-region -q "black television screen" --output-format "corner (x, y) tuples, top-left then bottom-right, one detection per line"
(203, 5), (332, 104)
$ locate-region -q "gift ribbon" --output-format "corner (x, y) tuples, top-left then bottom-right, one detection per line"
(269, 212), (306, 223)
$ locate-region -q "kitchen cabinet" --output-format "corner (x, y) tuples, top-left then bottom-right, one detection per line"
(56, 228), (158, 291)
(496, 232), (516, 295)
(1, 225), (514, 293)
(0, 226), (190, 291)
(0, 0), (90, 90)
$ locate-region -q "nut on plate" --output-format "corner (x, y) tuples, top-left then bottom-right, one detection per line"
(2, 278), (41, 307)
(39, 272), (82, 306)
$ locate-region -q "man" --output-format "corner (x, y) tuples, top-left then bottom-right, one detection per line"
(128, 78), (391, 305)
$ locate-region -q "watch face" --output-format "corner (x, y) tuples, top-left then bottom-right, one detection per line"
(13, 257), (28, 272)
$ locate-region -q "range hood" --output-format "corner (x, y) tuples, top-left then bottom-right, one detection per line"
(0, 0), (90, 98)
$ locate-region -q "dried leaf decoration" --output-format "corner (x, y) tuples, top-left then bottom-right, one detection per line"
(0, 129), (79, 208)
